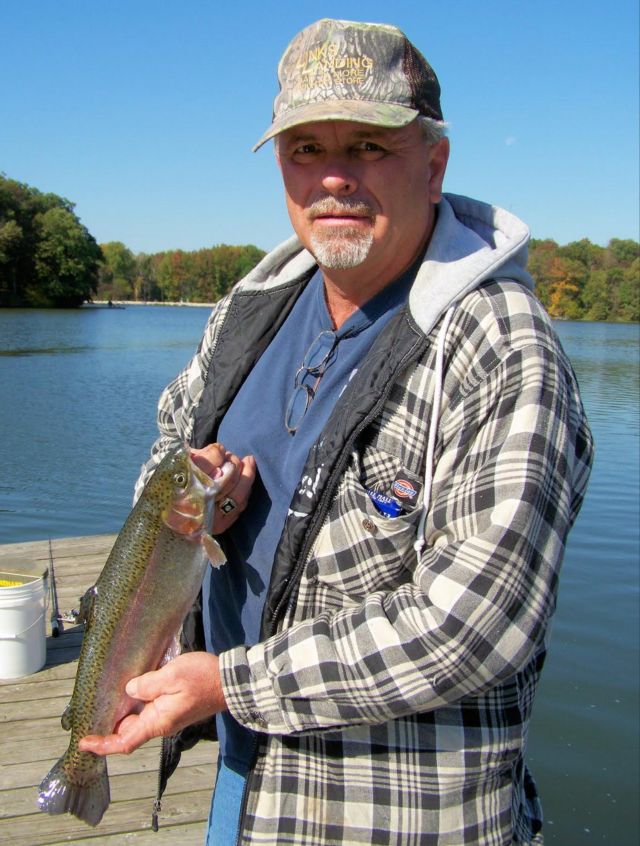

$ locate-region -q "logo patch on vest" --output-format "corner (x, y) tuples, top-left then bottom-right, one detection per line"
(392, 479), (417, 499)
(390, 472), (423, 512)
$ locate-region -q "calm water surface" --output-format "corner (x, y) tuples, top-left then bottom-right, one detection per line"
(0, 308), (638, 843)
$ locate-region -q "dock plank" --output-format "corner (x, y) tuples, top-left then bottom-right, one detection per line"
(0, 789), (213, 846)
(1, 761), (217, 819)
(0, 534), (219, 846)
(41, 821), (208, 846)
(1, 740), (217, 790)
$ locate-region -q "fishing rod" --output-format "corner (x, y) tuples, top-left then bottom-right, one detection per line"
(48, 539), (60, 638)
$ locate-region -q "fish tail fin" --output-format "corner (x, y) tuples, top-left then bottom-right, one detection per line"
(38, 751), (110, 827)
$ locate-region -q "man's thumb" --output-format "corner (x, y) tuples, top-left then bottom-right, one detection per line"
(126, 667), (166, 700)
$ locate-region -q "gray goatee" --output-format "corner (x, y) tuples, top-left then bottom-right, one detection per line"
(307, 197), (375, 269)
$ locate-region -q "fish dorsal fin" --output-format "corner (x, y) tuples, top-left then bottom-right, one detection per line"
(74, 586), (97, 627)
(202, 533), (226, 569)
(61, 699), (74, 731)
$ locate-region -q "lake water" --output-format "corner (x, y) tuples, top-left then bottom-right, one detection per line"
(1, 307), (638, 843)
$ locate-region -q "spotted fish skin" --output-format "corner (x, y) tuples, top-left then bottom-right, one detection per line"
(38, 446), (230, 827)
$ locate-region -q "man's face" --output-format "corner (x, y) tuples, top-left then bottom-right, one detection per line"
(275, 119), (449, 286)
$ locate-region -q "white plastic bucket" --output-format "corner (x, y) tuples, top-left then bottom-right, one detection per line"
(0, 571), (47, 679)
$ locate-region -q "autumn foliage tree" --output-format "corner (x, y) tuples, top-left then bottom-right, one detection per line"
(529, 237), (638, 321)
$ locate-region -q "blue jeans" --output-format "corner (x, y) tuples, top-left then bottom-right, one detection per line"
(204, 757), (246, 846)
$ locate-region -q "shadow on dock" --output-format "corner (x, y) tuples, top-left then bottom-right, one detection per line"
(45, 625), (83, 667)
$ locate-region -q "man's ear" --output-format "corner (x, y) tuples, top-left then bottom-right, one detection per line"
(427, 137), (450, 205)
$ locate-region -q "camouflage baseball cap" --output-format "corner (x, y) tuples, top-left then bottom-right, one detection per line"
(253, 19), (443, 151)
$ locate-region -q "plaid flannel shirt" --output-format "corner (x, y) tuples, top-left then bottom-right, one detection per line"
(137, 232), (592, 845)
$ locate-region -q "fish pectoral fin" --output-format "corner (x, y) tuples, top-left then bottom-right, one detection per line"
(202, 533), (226, 569)
(61, 699), (74, 731)
(159, 636), (182, 667)
(75, 586), (97, 626)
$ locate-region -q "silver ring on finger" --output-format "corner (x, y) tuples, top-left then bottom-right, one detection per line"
(219, 496), (238, 515)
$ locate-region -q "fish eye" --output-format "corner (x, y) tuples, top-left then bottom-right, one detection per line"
(173, 472), (187, 488)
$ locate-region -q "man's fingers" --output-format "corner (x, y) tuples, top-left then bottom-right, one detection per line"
(213, 455), (257, 532)
(191, 443), (242, 499)
(79, 714), (154, 756)
(190, 443), (227, 476)
(214, 454), (242, 500)
(231, 455), (257, 512)
(79, 733), (129, 755)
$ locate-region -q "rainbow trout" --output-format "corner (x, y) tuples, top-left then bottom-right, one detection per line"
(38, 445), (232, 827)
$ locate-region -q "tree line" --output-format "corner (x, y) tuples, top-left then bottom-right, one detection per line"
(0, 176), (265, 307)
(97, 241), (266, 304)
(1, 175), (638, 319)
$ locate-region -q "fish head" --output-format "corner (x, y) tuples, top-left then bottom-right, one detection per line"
(146, 445), (234, 538)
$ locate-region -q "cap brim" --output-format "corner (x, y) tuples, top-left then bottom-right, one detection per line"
(252, 100), (419, 152)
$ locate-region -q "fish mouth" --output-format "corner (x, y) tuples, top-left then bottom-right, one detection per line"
(188, 456), (235, 499)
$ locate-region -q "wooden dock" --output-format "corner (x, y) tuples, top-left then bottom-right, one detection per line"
(0, 535), (218, 846)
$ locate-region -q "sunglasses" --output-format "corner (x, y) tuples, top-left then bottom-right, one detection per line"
(284, 330), (338, 434)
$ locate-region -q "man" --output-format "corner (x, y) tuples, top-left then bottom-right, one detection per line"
(81, 19), (593, 846)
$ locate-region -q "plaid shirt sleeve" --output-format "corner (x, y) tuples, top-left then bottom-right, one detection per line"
(132, 295), (234, 502)
(220, 291), (593, 734)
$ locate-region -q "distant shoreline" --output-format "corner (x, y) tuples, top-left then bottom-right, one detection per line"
(85, 300), (638, 324)
(87, 299), (216, 308)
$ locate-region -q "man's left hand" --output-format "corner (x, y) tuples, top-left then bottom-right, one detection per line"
(78, 652), (227, 756)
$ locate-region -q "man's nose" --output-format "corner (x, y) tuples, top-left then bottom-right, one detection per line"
(320, 163), (359, 197)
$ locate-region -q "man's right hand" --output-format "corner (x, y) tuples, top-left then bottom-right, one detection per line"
(190, 443), (256, 534)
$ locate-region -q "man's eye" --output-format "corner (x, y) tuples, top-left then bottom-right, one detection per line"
(356, 141), (387, 160)
(292, 144), (320, 159)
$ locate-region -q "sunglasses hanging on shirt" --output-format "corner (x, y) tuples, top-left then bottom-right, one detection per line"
(284, 330), (339, 434)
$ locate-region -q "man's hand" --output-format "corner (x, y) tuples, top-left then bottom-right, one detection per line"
(78, 652), (227, 756)
(190, 443), (256, 534)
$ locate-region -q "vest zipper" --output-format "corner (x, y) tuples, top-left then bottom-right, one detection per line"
(234, 737), (259, 846)
(151, 741), (165, 830)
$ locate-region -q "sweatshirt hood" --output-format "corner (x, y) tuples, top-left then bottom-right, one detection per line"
(239, 192), (534, 337)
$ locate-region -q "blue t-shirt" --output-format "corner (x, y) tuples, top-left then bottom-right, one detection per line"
(203, 265), (416, 773)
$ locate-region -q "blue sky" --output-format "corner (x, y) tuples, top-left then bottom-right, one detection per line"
(1, 0), (638, 254)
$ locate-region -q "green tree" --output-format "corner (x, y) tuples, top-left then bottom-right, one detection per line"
(236, 244), (266, 280)
(0, 219), (23, 302)
(582, 269), (611, 320)
(1, 174), (102, 307)
(27, 207), (102, 307)
(606, 239), (639, 268)
(559, 238), (605, 272)
(133, 252), (155, 301)
(98, 241), (136, 300)
(617, 258), (640, 322)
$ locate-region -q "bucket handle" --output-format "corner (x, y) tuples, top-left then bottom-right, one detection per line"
(0, 611), (46, 639)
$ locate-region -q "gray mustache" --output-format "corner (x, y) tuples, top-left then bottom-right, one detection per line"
(307, 197), (375, 219)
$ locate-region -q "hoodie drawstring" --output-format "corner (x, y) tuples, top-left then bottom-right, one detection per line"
(414, 303), (457, 561)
